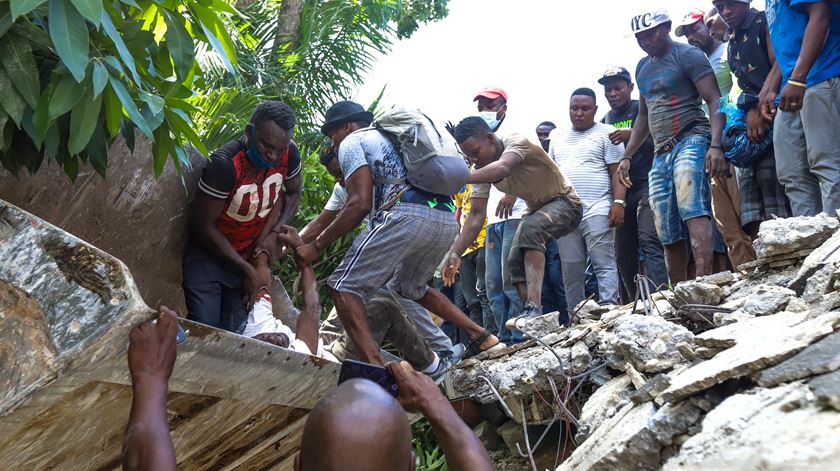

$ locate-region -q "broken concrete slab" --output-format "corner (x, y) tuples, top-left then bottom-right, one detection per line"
(603, 314), (694, 373)
(672, 281), (724, 307)
(738, 284), (796, 316)
(753, 213), (839, 259)
(757, 331), (840, 387)
(662, 383), (840, 471)
(660, 311), (840, 403)
(695, 310), (808, 348)
(809, 369), (840, 411)
(803, 261), (840, 303)
(571, 341), (592, 375)
(557, 402), (659, 471)
(577, 375), (632, 441)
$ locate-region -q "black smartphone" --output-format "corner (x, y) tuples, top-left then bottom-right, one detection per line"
(338, 359), (399, 397)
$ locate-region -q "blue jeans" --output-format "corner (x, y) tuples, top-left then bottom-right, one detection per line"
(460, 247), (496, 337)
(485, 219), (523, 343)
(541, 240), (568, 323)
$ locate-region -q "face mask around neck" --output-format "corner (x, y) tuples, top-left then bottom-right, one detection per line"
(247, 126), (278, 170)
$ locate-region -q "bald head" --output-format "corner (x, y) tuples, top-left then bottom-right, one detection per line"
(297, 379), (413, 471)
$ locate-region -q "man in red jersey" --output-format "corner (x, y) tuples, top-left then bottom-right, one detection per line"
(183, 101), (302, 333)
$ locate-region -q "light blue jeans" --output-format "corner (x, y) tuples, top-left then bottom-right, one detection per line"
(485, 219), (523, 343)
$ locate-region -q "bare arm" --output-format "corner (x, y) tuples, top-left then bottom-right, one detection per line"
(191, 194), (259, 305)
(294, 264), (320, 354)
(122, 307), (179, 471)
(616, 97), (650, 188)
(608, 162), (626, 228)
(386, 362), (494, 471)
(441, 196), (488, 285)
(779, 2), (831, 112)
(467, 153), (521, 184)
(695, 73), (727, 180)
(299, 208), (339, 245)
(294, 167), (373, 265)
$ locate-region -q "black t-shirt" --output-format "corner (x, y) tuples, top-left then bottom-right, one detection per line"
(601, 100), (654, 187)
(728, 9), (772, 96)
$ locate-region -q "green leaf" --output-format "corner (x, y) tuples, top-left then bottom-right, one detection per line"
(139, 91), (164, 117)
(0, 110), (10, 153)
(192, 4), (237, 74)
(91, 61), (107, 98)
(0, 33), (41, 109)
(48, 0), (89, 82)
(0, 68), (26, 126)
(49, 73), (85, 119)
(121, 121), (135, 152)
(101, 9), (141, 85)
(69, 0), (102, 27)
(10, 0), (46, 20)
(44, 123), (59, 157)
(103, 84), (122, 138)
(0, 4), (14, 38)
(118, 0), (140, 9)
(32, 89), (52, 145)
(83, 120), (107, 176)
(62, 155), (79, 181)
(165, 108), (207, 155)
(152, 124), (171, 177)
(68, 87), (102, 154)
(163, 10), (195, 79)
(108, 74), (152, 137)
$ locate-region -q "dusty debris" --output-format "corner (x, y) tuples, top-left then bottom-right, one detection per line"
(445, 214), (840, 471)
(753, 212), (839, 259)
(602, 315), (694, 373)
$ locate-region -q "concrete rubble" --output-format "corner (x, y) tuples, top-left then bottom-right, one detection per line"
(445, 213), (840, 470)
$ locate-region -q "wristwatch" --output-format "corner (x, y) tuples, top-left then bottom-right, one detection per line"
(613, 199), (626, 208)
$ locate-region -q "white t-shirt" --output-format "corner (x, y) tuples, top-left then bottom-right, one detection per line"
(486, 186), (529, 225)
(324, 183), (347, 211)
(548, 123), (623, 220)
(242, 294), (337, 361)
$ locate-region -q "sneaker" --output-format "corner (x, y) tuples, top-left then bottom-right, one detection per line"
(448, 343), (466, 364)
(504, 302), (544, 331)
(428, 350), (457, 382)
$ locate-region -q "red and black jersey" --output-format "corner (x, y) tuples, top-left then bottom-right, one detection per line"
(198, 137), (302, 256)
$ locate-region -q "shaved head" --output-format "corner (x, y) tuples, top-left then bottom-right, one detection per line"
(296, 379), (413, 471)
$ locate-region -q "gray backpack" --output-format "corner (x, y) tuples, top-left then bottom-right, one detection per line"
(371, 108), (469, 196)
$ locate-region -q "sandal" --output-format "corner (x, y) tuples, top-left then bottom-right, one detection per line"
(464, 329), (504, 358)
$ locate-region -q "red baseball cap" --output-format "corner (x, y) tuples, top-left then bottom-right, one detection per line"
(473, 87), (508, 102)
(675, 9), (705, 37)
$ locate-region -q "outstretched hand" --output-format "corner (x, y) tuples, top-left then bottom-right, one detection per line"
(128, 306), (179, 386)
(275, 225), (316, 268)
(617, 159), (633, 188)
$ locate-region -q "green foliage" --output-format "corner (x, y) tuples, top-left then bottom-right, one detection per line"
(0, 0), (239, 178)
(412, 418), (448, 471)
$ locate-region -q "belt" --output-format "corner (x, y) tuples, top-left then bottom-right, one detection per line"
(655, 120), (701, 155)
(399, 189), (456, 212)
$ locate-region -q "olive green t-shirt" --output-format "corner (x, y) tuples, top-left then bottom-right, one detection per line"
(471, 133), (580, 210)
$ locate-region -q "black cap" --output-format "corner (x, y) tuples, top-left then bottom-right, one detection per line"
(321, 101), (374, 136)
(598, 66), (632, 85)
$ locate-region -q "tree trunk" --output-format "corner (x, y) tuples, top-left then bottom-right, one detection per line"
(276, 0), (304, 52)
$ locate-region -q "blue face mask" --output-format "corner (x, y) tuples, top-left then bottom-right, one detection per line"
(478, 111), (501, 131)
(246, 126), (278, 170)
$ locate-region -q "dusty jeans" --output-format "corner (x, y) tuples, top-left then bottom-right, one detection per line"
(774, 76), (840, 216)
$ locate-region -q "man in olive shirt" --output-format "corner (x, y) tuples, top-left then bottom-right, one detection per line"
(442, 117), (582, 329)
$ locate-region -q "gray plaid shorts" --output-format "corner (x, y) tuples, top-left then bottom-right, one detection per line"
(328, 203), (459, 301)
(736, 149), (791, 226)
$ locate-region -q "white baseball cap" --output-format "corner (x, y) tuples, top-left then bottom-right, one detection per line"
(630, 9), (671, 34)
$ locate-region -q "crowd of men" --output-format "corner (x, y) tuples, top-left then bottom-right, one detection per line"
(124, 1), (840, 469)
(179, 0), (840, 379)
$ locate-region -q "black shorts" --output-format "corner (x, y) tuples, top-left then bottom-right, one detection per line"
(182, 244), (248, 333)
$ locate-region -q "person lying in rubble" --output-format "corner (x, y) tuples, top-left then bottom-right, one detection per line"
(272, 224), (459, 379)
(239, 227), (335, 360)
(295, 366), (494, 471)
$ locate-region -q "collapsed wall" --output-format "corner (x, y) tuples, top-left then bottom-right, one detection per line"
(445, 212), (840, 470)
